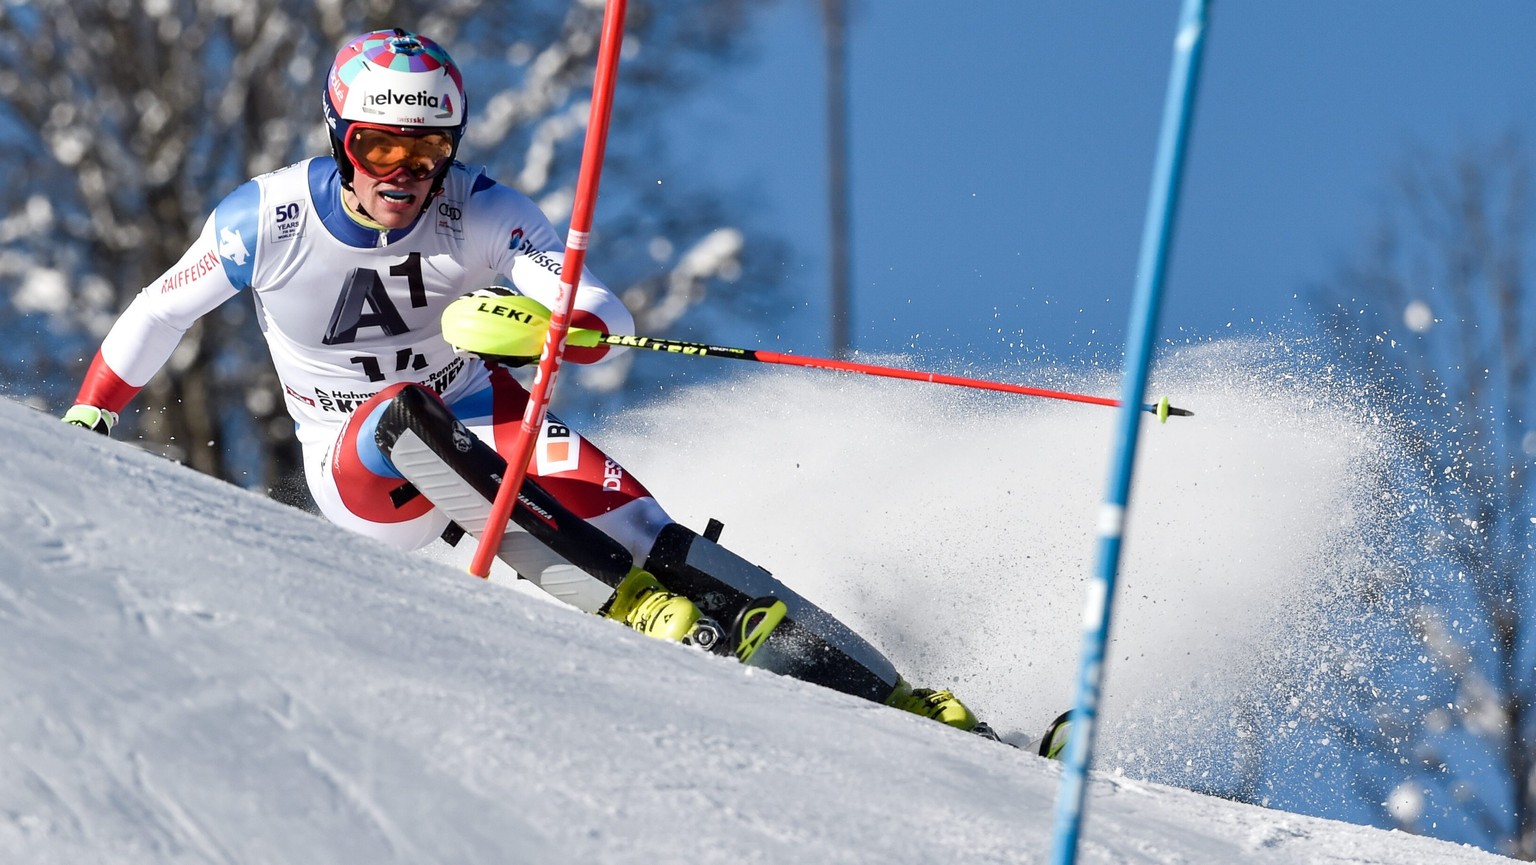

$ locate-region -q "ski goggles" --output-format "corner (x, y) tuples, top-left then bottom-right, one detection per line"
(345, 125), (455, 181)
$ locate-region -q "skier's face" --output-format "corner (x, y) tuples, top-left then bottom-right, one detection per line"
(347, 170), (436, 229)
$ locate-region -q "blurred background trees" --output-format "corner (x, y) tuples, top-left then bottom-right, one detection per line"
(0, 0), (781, 503)
(1315, 136), (1536, 858)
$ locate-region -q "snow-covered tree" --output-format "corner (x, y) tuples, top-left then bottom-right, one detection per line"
(1317, 135), (1536, 858)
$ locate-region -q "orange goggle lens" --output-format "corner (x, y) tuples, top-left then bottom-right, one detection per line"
(345, 127), (454, 181)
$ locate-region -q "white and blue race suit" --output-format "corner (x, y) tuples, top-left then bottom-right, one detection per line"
(75, 158), (669, 599)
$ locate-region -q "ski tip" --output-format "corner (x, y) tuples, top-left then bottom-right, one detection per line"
(1039, 710), (1073, 760)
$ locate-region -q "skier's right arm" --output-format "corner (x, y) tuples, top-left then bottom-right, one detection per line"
(64, 208), (244, 435)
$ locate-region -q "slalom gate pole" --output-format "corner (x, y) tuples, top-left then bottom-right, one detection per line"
(1050, 1), (1209, 863)
(584, 332), (1193, 419)
(468, 0), (629, 579)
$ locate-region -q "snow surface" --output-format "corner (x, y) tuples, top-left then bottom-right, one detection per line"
(1, 342), (1515, 864)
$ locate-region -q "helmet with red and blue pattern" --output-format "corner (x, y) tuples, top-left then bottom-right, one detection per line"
(322, 28), (468, 190)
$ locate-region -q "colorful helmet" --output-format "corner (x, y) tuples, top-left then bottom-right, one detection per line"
(322, 28), (467, 187)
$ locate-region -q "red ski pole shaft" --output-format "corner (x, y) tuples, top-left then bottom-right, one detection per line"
(469, 0), (629, 579)
(589, 332), (1193, 418)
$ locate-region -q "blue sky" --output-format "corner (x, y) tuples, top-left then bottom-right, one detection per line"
(667, 2), (1536, 366)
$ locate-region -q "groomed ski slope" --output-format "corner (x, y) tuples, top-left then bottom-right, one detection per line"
(0, 340), (1514, 864)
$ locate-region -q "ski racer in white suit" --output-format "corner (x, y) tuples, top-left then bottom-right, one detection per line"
(61, 27), (1005, 743)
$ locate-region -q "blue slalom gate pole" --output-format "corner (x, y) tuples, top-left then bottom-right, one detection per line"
(1049, 1), (1209, 863)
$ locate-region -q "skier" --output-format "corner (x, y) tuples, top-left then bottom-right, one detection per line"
(61, 28), (1002, 741)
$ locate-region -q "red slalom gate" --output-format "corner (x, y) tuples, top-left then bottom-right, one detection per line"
(469, 0), (629, 578)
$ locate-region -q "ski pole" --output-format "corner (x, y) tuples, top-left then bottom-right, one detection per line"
(469, 0), (628, 579)
(570, 330), (1193, 420)
(1052, 1), (1209, 863)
